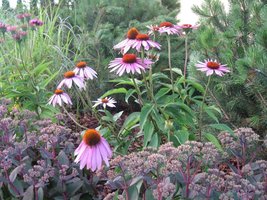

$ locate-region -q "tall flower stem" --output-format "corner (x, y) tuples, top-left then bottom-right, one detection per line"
(167, 36), (174, 94)
(183, 35), (188, 81)
(199, 76), (211, 141)
(131, 75), (143, 106)
(62, 105), (87, 129)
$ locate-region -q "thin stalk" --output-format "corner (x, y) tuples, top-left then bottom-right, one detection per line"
(183, 36), (188, 80)
(131, 75), (143, 106)
(167, 36), (174, 94)
(62, 105), (87, 129)
(199, 76), (211, 141)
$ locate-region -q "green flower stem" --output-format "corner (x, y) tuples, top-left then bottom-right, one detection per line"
(84, 89), (120, 141)
(167, 35), (174, 94)
(131, 75), (143, 106)
(62, 105), (87, 129)
(199, 75), (211, 141)
(183, 35), (188, 81)
(140, 49), (153, 101)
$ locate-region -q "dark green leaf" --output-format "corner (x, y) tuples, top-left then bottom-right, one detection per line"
(204, 133), (223, 151)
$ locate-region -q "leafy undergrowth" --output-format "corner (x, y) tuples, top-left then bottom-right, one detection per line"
(0, 98), (266, 200)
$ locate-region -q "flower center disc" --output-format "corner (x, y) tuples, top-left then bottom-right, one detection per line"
(182, 24), (192, 28)
(101, 98), (109, 103)
(207, 61), (220, 69)
(136, 34), (149, 40)
(122, 54), (137, 63)
(64, 71), (75, 78)
(127, 27), (139, 39)
(159, 22), (173, 27)
(83, 129), (101, 146)
(76, 61), (87, 68)
(55, 89), (63, 94)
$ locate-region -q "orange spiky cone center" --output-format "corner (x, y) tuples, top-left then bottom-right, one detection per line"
(83, 129), (101, 146)
(101, 98), (109, 103)
(64, 71), (75, 78)
(182, 24), (192, 28)
(54, 89), (63, 94)
(127, 27), (139, 39)
(159, 22), (173, 27)
(122, 54), (137, 63)
(76, 61), (87, 68)
(136, 34), (149, 40)
(207, 61), (220, 69)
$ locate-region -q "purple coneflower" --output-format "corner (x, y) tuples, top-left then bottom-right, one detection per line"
(131, 33), (161, 52)
(29, 18), (43, 26)
(179, 24), (199, 30)
(109, 53), (153, 76)
(48, 89), (72, 107)
(57, 71), (85, 90)
(158, 22), (181, 35)
(6, 25), (17, 34)
(12, 31), (27, 42)
(73, 61), (97, 80)
(93, 97), (116, 109)
(113, 27), (139, 54)
(196, 59), (230, 76)
(146, 25), (159, 35)
(74, 129), (112, 171)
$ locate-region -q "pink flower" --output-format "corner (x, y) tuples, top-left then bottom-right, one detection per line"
(29, 18), (43, 26)
(93, 97), (116, 109)
(108, 53), (153, 76)
(158, 22), (181, 35)
(113, 27), (139, 54)
(179, 24), (199, 30)
(12, 31), (27, 42)
(131, 33), (161, 52)
(57, 71), (85, 90)
(74, 129), (112, 171)
(73, 61), (97, 80)
(196, 59), (230, 76)
(146, 25), (159, 35)
(48, 89), (72, 107)
(6, 25), (17, 34)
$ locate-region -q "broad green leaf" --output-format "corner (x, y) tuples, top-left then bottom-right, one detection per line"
(41, 71), (59, 87)
(143, 121), (154, 147)
(9, 166), (23, 182)
(140, 104), (154, 130)
(22, 186), (34, 200)
(125, 89), (136, 103)
(57, 150), (69, 166)
(37, 187), (44, 200)
(209, 123), (234, 136)
(174, 130), (189, 145)
(32, 61), (52, 76)
(155, 88), (170, 100)
(204, 106), (219, 123)
(121, 112), (140, 130)
(109, 77), (134, 86)
(113, 111), (124, 122)
(149, 132), (159, 147)
(186, 80), (205, 93)
(145, 189), (155, 200)
(66, 180), (83, 196)
(204, 133), (223, 151)
(101, 88), (127, 98)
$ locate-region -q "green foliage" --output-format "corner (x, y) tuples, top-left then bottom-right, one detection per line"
(191, 0), (267, 135)
(0, 6), (84, 117)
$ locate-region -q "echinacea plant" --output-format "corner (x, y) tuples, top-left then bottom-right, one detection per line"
(0, 98), (110, 199)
